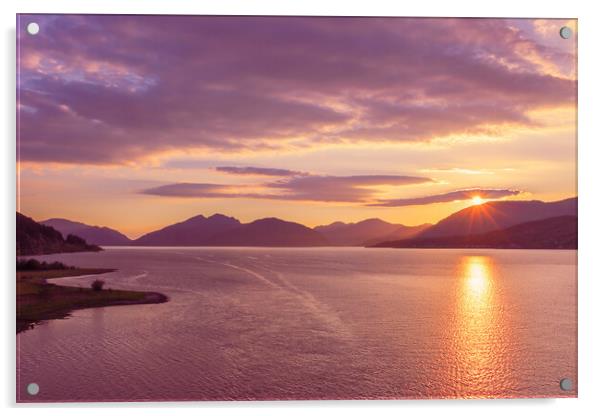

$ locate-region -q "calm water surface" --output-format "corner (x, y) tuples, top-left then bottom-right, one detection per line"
(17, 248), (577, 401)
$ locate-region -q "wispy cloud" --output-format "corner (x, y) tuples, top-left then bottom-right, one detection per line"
(370, 188), (521, 207)
(216, 166), (305, 177)
(140, 183), (231, 198)
(419, 168), (494, 175)
(140, 174), (433, 203)
(267, 175), (432, 202)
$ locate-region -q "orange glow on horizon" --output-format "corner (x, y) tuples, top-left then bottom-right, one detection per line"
(471, 196), (484, 205)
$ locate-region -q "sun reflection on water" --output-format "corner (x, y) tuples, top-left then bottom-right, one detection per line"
(465, 257), (492, 302)
(447, 255), (509, 397)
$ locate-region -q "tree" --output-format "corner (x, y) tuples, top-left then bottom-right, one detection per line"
(66, 234), (87, 246)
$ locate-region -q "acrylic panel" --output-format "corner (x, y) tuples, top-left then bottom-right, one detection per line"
(16, 15), (577, 402)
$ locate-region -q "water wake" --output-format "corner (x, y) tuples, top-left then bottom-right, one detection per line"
(193, 254), (352, 339)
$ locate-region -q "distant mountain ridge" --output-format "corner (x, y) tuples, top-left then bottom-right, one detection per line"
(133, 214), (241, 246)
(133, 214), (327, 247)
(29, 196), (577, 249)
(315, 218), (431, 246)
(210, 218), (328, 247)
(17, 213), (101, 255)
(418, 197), (577, 239)
(42, 218), (131, 246)
(373, 215), (577, 249)
(362, 222), (432, 246)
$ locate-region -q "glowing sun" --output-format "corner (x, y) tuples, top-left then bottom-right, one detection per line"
(471, 195), (484, 205)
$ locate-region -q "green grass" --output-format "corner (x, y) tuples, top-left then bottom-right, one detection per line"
(17, 268), (167, 333)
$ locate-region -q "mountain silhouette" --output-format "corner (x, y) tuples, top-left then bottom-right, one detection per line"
(209, 217), (328, 247)
(418, 197), (577, 239)
(133, 214), (241, 246)
(17, 212), (101, 255)
(315, 218), (430, 246)
(134, 215), (327, 247)
(373, 215), (577, 249)
(42, 218), (131, 246)
(35, 197), (577, 249)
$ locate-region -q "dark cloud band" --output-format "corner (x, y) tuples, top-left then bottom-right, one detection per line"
(216, 166), (305, 177)
(140, 174), (433, 203)
(369, 188), (521, 207)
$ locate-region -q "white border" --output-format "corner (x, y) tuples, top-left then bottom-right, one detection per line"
(2, 1), (601, 415)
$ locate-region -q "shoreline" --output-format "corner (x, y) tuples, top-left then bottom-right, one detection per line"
(17, 268), (168, 333)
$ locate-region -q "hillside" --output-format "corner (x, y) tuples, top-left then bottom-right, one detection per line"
(133, 214), (241, 246)
(373, 216), (577, 249)
(315, 218), (430, 246)
(209, 218), (328, 247)
(418, 197), (577, 239)
(17, 212), (101, 255)
(134, 214), (328, 247)
(42, 218), (131, 246)
(362, 223), (432, 246)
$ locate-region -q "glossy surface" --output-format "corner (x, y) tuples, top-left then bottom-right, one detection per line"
(17, 248), (577, 401)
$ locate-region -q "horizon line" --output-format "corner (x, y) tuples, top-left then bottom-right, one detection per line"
(20, 195), (578, 241)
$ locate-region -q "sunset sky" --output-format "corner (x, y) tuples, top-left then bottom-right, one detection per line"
(17, 15), (577, 238)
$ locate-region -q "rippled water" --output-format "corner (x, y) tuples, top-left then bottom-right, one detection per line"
(17, 248), (577, 401)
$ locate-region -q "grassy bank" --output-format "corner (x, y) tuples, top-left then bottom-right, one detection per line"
(17, 268), (168, 333)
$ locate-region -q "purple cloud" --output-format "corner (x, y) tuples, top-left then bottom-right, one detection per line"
(216, 166), (305, 177)
(140, 174), (433, 203)
(370, 188), (521, 207)
(17, 15), (576, 164)
(140, 183), (230, 198)
(267, 175), (432, 202)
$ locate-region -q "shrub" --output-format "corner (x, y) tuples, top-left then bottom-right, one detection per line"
(18, 258), (41, 270)
(16, 258), (70, 271)
(49, 261), (68, 270)
(91, 279), (105, 291)
(66, 234), (87, 246)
